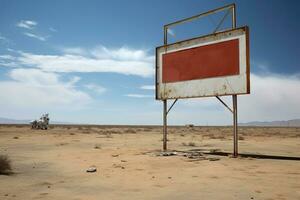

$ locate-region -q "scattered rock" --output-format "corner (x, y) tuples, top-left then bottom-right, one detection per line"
(112, 164), (125, 169)
(112, 154), (119, 157)
(208, 158), (220, 161)
(86, 166), (97, 173)
(121, 160), (127, 162)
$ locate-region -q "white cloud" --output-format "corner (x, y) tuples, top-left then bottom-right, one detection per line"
(17, 20), (37, 29)
(3, 46), (154, 77)
(238, 73), (300, 122)
(23, 32), (47, 41)
(90, 46), (153, 62)
(176, 73), (300, 124)
(167, 29), (176, 37)
(0, 55), (15, 60)
(140, 85), (155, 90)
(85, 84), (106, 94)
(0, 69), (91, 115)
(63, 47), (86, 55)
(125, 94), (153, 98)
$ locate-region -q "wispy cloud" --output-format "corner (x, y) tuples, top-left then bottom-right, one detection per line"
(140, 85), (155, 90)
(125, 94), (153, 98)
(0, 34), (13, 46)
(49, 27), (57, 32)
(63, 47), (86, 55)
(1, 46), (154, 77)
(23, 32), (47, 41)
(16, 20), (37, 29)
(0, 54), (18, 67)
(85, 84), (106, 94)
(0, 55), (15, 60)
(167, 29), (176, 37)
(0, 35), (9, 43)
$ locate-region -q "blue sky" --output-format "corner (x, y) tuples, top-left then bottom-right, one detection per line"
(0, 0), (299, 125)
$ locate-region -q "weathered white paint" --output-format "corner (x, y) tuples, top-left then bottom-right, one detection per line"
(156, 27), (249, 100)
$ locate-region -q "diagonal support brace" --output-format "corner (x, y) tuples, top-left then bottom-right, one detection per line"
(167, 99), (178, 115)
(216, 96), (233, 113)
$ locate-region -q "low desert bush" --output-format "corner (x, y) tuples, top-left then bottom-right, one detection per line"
(0, 155), (12, 175)
(124, 129), (137, 134)
(239, 136), (245, 140)
(143, 128), (153, 132)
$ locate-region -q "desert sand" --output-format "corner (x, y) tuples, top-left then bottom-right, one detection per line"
(0, 125), (299, 200)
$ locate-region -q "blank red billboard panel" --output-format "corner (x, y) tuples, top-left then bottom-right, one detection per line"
(162, 39), (240, 83)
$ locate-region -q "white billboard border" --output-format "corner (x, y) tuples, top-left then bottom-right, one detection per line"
(156, 27), (250, 100)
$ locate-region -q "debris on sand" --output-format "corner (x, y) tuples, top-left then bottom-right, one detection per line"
(152, 149), (222, 162)
(155, 151), (177, 156)
(86, 166), (97, 173)
(112, 154), (119, 157)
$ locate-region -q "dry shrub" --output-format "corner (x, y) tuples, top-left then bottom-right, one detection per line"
(94, 144), (101, 149)
(105, 129), (121, 134)
(239, 136), (245, 140)
(82, 130), (91, 134)
(143, 128), (153, 132)
(0, 155), (12, 175)
(208, 134), (226, 140)
(124, 129), (137, 134)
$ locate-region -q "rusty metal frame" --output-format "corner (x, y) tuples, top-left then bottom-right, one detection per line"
(161, 3), (240, 157)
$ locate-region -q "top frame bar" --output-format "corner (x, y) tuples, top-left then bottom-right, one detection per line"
(163, 3), (236, 45)
(164, 3), (235, 29)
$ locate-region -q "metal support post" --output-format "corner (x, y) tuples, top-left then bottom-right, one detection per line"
(232, 95), (238, 157)
(163, 100), (168, 151)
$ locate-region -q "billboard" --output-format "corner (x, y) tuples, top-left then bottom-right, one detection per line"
(156, 26), (250, 100)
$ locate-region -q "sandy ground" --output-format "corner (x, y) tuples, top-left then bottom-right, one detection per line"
(0, 125), (299, 200)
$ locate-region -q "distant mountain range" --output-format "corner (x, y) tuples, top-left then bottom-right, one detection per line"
(0, 117), (69, 125)
(0, 117), (300, 127)
(239, 119), (300, 127)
